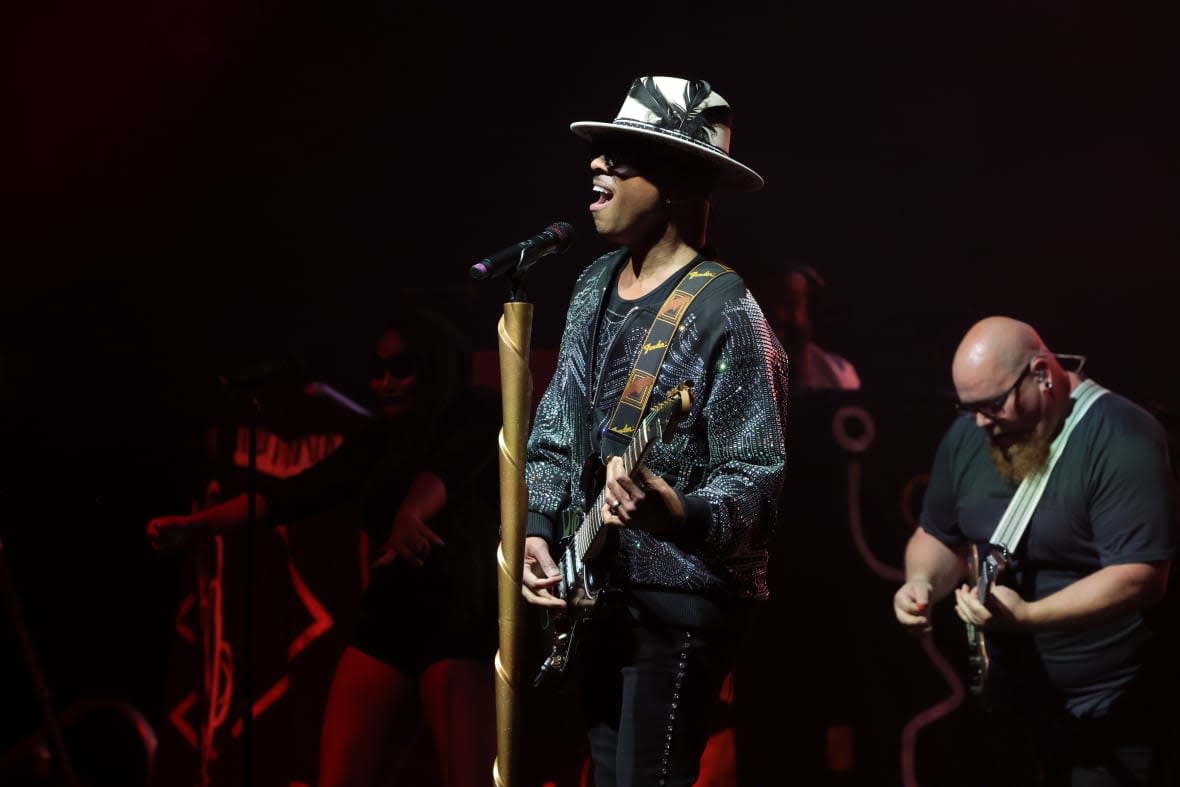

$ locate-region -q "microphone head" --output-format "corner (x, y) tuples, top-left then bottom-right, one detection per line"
(545, 221), (575, 253)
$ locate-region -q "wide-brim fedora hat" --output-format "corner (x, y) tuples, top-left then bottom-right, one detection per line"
(570, 76), (764, 192)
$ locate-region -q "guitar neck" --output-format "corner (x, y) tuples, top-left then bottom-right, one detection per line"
(572, 420), (657, 565)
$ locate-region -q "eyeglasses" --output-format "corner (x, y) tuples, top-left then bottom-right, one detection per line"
(955, 362), (1033, 417)
(369, 353), (415, 380)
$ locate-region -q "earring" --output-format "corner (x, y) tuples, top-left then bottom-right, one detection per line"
(1045, 380), (1053, 391)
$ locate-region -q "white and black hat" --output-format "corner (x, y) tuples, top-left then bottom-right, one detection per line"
(570, 76), (764, 192)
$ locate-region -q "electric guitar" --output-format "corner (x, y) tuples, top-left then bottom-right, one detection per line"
(964, 542), (1010, 696)
(533, 383), (694, 688)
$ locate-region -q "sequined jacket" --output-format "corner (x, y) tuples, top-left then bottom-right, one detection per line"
(525, 249), (789, 601)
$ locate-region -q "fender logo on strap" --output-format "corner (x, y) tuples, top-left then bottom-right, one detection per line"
(642, 340), (669, 354)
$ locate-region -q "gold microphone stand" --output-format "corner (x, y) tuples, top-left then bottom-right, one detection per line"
(493, 295), (533, 787)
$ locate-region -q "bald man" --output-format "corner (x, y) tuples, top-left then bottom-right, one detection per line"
(894, 316), (1176, 786)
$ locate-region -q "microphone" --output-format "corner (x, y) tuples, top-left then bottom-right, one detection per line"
(469, 221), (575, 280)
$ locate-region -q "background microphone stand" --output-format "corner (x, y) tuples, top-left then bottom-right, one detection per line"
(210, 375), (266, 787)
(219, 386), (263, 787)
(206, 357), (363, 786)
(213, 356), (304, 787)
(241, 391), (258, 787)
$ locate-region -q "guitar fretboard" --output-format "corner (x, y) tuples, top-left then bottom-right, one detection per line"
(573, 413), (661, 565)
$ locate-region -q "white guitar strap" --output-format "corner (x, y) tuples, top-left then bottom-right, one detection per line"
(989, 378), (1108, 552)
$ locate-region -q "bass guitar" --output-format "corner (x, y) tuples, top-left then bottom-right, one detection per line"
(533, 383), (694, 687)
(964, 543), (1010, 696)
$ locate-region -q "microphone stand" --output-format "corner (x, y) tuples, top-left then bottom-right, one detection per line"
(212, 382), (260, 787)
(240, 392), (258, 787)
(492, 262), (534, 787)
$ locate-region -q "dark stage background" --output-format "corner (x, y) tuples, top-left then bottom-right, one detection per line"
(4, 1), (1178, 785)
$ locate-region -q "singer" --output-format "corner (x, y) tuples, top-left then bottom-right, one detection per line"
(519, 76), (789, 786)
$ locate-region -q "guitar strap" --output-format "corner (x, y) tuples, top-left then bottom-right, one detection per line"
(603, 259), (733, 447)
(988, 378), (1108, 553)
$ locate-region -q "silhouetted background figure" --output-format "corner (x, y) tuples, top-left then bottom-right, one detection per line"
(739, 265), (880, 784)
(148, 308), (501, 787)
(895, 316), (1178, 787)
(757, 265), (859, 394)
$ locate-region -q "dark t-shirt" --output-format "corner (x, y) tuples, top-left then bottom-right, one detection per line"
(921, 387), (1175, 716)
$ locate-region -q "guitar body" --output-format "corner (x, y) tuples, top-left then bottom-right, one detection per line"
(531, 513), (610, 688)
(533, 384), (693, 688)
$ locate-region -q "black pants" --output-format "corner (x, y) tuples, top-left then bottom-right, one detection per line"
(998, 698), (1178, 787)
(1042, 710), (1175, 787)
(578, 598), (740, 787)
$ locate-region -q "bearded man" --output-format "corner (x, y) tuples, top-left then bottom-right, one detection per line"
(893, 316), (1176, 786)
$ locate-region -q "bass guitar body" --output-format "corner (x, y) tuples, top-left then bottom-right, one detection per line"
(964, 542), (1011, 697)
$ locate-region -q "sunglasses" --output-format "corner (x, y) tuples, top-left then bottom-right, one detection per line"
(955, 362), (1033, 417)
(369, 352), (415, 380)
(591, 142), (667, 174)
